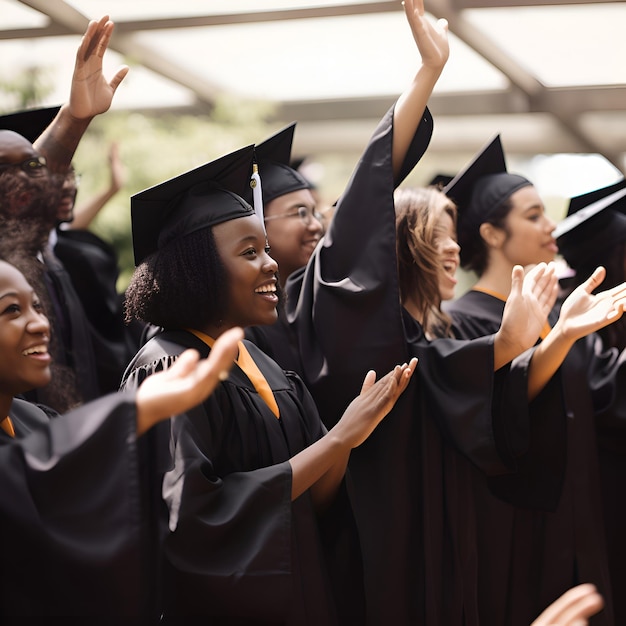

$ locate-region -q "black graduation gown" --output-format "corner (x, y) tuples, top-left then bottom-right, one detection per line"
(0, 394), (157, 622)
(445, 289), (623, 626)
(121, 330), (356, 626)
(245, 309), (305, 377)
(54, 228), (141, 393)
(282, 107), (528, 625)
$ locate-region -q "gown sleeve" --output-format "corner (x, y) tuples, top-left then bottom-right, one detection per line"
(162, 404), (293, 620)
(285, 105), (433, 427)
(0, 394), (149, 618)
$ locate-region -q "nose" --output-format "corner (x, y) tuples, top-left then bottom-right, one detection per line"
(545, 214), (557, 233)
(263, 250), (279, 274)
(447, 237), (460, 253)
(27, 309), (50, 335)
(308, 213), (325, 234)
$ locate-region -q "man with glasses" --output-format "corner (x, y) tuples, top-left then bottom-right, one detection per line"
(0, 16), (128, 413)
(243, 124), (325, 373)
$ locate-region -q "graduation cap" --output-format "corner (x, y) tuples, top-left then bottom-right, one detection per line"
(244, 123), (312, 207)
(0, 105), (61, 143)
(131, 145), (256, 265)
(443, 135), (531, 235)
(554, 181), (626, 269)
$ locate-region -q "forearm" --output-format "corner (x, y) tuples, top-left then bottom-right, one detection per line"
(33, 104), (92, 174)
(289, 433), (351, 503)
(71, 187), (118, 230)
(308, 452), (350, 512)
(493, 329), (528, 371)
(392, 63), (444, 178)
(527, 323), (575, 401)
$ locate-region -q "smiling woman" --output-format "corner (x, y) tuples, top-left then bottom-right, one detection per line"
(121, 143), (416, 624)
(0, 259), (51, 424)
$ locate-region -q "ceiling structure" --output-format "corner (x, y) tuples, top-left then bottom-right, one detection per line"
(2, 0), (625, 197)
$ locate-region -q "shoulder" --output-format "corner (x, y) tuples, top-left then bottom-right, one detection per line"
(122, 329), (206, 388)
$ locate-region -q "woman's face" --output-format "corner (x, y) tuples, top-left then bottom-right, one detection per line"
(0, 261), (51, 400)
(497, 185), (558, 267)
(263, 188), (324, 284)
(435, 210), (460, 302)
(212, 215), (280, 330)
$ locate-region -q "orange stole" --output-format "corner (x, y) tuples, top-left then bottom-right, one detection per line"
(188, 329), (280, 419)
(0, 416), (15, 437)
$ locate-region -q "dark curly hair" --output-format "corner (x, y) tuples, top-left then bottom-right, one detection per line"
(125, 226), (229, 330)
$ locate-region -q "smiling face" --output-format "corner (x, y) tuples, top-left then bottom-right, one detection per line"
(497, 185), (558, 267)
(0, 260), (51, 411)
(56, 167), (79, 224)
(263, 188), (323, 285)
(434, 209), (460, 302)
(210, 215), (279, 333)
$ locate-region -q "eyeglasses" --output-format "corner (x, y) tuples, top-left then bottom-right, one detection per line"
(0, 155), (48, 177)
(264, 205), (324, 226)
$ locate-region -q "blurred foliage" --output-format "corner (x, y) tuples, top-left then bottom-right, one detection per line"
(72, 95), (278, 290)
(0, 66), (55, 110)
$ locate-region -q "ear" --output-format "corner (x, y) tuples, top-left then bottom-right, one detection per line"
(479, 222), (505, 249)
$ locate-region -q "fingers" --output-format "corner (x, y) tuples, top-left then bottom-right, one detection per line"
(435, 17), (449, 34)
(205, 327), (243, 381)
(581, 266), (606, 294)
(167, 348), (201, 378)
(510, 264), (525, 296)
(96, 19), (114, 59)
(397, 357), (418, 394)
(360, 370), (377, 394)
(531, 583), (603, 625)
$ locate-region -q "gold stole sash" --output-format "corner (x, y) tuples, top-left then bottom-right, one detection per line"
(188, 330), (280, 419)
(1, 416), (15, 437)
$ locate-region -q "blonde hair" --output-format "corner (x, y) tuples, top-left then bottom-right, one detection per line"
(394, 186), (457, 338)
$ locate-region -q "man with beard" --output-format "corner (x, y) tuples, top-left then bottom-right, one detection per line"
(0, 15), (128, 413)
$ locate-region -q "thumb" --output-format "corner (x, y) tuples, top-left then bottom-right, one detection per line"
(510, 264), (524, 296)
(582, 266), (606, 294)
(360, 370), (377, 395)
(109, 65), (130, 92)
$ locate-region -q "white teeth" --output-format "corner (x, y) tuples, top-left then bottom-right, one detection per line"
(255, 285), (277, 294)
(22, 345), (47, 356)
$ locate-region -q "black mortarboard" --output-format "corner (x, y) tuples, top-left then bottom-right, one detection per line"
(245, 124), (312, 207)
(443, 135), (532, 236)
(131, 145), (256, 265)
(554, 181), (626, 268)
(0, 105), (61, 143)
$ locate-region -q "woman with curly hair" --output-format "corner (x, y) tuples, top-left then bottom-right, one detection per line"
(121, 145), (415, 625)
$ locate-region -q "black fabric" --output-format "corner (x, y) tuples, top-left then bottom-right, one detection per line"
(54, 228), (141, 392)
(122, 330), (360, 625)
(0, 394), (161, 621)
(244, 303), (306, 378)
(0, 106), (60, 143)
(445, 290), (622, 626)
(22, 247), (101, 409)
(131, 145), (255, 265)
(279, 105), (531, 625)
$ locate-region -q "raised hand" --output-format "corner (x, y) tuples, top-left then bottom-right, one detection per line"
(69, 16), (129, 120)
(333, 357), (418, 449)
(135, 327), (243, 435)
(556, 266), (626, 340)
(403, 0), (449, 71)
(495, 263), (558, 368)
